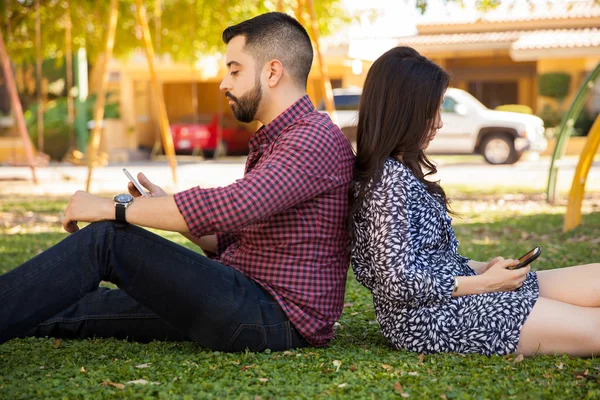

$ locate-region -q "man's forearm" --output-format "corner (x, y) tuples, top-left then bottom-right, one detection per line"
(114, 195), (189, 232)
(181, 233), (217, 254)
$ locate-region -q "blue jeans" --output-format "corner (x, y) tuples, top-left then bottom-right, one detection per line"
(0, 221), (308, 352)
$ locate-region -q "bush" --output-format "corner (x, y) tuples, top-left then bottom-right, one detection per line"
(494, 104), (533, 114)
(25, 95), (120, 160)
(573, 109), (598, 137)
(537, 104), (563, 128)
(25, 98), (71, 160)
(538, 72), (571, 100)
(537, 104), (598, 137)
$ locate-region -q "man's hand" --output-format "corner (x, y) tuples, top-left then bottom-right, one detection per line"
(128, 172), (168, 198)
(62, 191), (113, 233)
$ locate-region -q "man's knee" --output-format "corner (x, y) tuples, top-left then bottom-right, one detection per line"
(85, 220), (123, 233)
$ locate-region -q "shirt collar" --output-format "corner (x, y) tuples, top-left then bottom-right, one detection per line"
(249, 95), (315, 150)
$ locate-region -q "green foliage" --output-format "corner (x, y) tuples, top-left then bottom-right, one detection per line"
(24, 94), (119, 159)
(2, 195), (600, 399)
(494, 104), (533, 114)
(416, 0), (501, 14)
(538, 73), (571, 100)
(24, 98), (72, 159)
(537, 104), (563, 128)
(537, 105), (597, 136)
(573, 109), (598, 137)
(2, 0), (351, 65)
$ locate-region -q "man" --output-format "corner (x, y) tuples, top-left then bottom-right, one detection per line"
(0, 12), (355, 352)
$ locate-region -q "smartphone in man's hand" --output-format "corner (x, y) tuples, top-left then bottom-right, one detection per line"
(512, 246), (541, 269)
(123, 168), (148, 197)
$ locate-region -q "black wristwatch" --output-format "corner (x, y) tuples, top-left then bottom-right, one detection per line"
(113, 193), (134, 223)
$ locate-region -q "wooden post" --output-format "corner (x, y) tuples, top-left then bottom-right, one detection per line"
(85, 0), (119, 192)
(134, 0), (178, 183)
(65, 0), (75, 148)
(154, 0), (161, 53)
(35, 0), (44, 152)
(0, 28), (38, 183)
(299, 0), (336, 122)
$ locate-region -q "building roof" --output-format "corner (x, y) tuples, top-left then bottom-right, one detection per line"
(400, 27), (600, 50)
(512, 28), (600, 50)
(400, 31), (521, 47)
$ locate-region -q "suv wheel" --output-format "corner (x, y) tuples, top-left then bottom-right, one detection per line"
(481, 133), (521, 165)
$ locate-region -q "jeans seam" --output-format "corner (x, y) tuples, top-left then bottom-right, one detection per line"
(38, 313), (160, 326)
(226, 323), (268, 352)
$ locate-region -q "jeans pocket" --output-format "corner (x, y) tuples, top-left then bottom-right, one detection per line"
(226, 324), (267, 352)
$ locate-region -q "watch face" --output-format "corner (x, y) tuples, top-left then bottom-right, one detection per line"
(114, 193), (134, 204)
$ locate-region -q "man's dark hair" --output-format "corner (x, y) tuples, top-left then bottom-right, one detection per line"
(222, 12), (313, 88)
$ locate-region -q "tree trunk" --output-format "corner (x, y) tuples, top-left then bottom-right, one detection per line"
(65, 0), (75, 148)
(135, 0), (178, 183)
(0, 29), (38, 183)
(35, 0), (44, 152)
(85, 0), (119, 192)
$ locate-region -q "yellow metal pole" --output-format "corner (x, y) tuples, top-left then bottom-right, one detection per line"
(85, 0), (119, 192)
(134, 0), (178, 183)
(0, 28), (38, 183)
(300, 0), (336, 123)
(564, 115), (600, 232)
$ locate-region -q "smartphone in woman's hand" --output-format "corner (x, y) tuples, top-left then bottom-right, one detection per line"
(512, 246), (541, 269)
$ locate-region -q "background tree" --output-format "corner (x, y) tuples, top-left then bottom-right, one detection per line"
(1, 0), (350, 65)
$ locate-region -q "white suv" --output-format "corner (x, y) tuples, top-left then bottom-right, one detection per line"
(320, 87), (547, 165)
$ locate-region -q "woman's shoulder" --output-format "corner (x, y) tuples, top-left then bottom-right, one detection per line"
(382, 157), (419, 186)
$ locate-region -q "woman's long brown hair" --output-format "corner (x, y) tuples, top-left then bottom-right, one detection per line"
(349, 46), (451, 229)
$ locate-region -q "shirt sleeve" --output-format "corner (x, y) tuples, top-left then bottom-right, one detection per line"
(173, 121), (344, 238)
(353, 165), (454, 306)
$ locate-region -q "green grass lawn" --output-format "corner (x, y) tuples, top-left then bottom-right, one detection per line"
(1, 194), (600, 399)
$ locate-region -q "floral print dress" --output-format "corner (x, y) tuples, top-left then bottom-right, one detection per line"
(351, 158), (539, 355)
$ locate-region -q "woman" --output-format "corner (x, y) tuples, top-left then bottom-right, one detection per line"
(350, 46), (600, 357)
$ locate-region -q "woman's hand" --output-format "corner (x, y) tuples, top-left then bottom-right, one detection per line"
(480, 258), (530, 292)
(128, 172), (167, 198)
(468, 257), (505, 274)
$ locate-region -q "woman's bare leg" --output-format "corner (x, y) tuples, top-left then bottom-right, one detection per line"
(536, 263), (600, 307)
(517, 297), (600, 357)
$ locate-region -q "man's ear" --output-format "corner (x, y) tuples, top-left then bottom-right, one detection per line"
(265, 60), (284, 88)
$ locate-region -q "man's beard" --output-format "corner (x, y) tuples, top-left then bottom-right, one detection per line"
(226, 80), (262, 123)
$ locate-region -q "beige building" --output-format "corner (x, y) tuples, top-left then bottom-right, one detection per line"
(397, 0), (600, 114)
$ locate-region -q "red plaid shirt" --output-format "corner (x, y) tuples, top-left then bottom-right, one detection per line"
(173, 96), (354, 346)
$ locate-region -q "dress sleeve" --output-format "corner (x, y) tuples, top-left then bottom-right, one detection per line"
(353, 165), (455, 306)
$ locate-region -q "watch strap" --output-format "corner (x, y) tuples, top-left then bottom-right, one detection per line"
(115, 203), (127, 223)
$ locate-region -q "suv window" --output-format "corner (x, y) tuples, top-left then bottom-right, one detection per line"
(318, 94), (361, 111)
(333, 94), (361, 110)
(442, 96), (458, 113)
